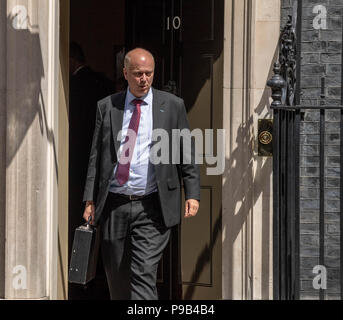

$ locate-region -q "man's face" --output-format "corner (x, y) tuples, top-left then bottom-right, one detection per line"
(123, 55), (154, 97)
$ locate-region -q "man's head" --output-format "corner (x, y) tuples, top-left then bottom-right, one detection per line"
(123, 48), (155, 98)
(69, 42), (86, 75)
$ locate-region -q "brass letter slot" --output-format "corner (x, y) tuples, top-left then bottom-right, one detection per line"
(258, 119), (273, 157)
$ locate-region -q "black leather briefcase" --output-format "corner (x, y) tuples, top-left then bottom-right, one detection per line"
(69, 217), (101, 285)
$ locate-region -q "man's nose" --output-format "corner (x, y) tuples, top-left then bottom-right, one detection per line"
(141, 74), (147, 82)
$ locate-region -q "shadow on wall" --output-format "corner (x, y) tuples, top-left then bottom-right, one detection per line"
(0, 5), (59, 298)
(6, 15), (44, 165)
(184, 129), (272, 300)
(6, 10), (59, 180)
(0, 0), (6, 299)
(222, 43), (278, 299)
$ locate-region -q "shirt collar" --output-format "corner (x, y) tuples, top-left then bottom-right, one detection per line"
(126, 87), (153, 107)
(73, 65), (86, 76)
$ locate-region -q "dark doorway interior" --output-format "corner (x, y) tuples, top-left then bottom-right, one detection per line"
(68, 0), (126, 300)
(68, 0), (175, 300)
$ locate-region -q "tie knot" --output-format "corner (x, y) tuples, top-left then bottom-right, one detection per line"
(131, 99), (143, 107)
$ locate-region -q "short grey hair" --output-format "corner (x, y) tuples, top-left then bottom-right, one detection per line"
(124, 48), (155, 69)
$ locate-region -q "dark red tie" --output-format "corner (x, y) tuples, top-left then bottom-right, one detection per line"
(115, 99), (142, 185)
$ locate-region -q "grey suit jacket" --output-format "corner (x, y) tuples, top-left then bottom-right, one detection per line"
(83, 87), (200, 228)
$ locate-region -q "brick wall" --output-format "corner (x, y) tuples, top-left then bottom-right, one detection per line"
(281, 0), (342, 299)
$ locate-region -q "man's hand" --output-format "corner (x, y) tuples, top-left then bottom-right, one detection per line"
(184, 199), (199, 218)
(83, 201), (95, 225)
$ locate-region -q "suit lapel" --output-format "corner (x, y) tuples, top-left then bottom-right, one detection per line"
(110, 91), (126, 154)
(151, 88), (166, 175)
(152, 87), (165, 134)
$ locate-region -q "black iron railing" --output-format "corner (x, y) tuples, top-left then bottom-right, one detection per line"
(270, 103), (301, 300)
(268, 11), (301, 300)
(269, 1), (343, 300)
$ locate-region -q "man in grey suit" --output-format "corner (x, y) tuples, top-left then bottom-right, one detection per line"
(82, 48), (200, 300)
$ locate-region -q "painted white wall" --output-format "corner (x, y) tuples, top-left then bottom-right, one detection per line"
(222, 0), (280, 300)
(0, 0), (7, 300)
(1, 0), (59, 299)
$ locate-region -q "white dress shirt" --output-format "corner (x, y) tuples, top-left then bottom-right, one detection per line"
(109, 88), (157, 196)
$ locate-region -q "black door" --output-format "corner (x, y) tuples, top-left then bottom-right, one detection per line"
(126, 0), (180, 299)
(126, 0), (224, 300)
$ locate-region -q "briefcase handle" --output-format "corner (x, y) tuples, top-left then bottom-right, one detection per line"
(86, 216), (93, 229)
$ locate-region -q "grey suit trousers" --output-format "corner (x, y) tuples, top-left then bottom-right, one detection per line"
(100, 192), (170, 300)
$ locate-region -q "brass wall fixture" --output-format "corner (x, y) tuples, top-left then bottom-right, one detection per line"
(258, 119), (273, 156)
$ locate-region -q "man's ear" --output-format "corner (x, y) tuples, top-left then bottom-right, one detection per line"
(123, 68), (128, 80)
